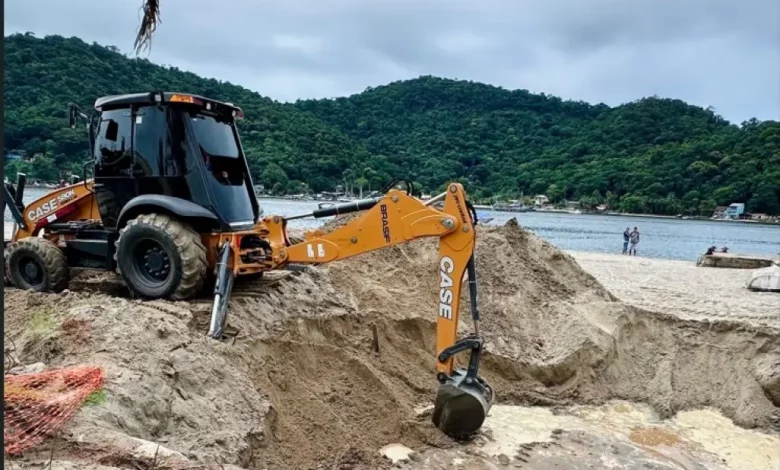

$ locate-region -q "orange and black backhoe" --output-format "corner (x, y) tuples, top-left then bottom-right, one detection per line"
(2, 92), (493, 438)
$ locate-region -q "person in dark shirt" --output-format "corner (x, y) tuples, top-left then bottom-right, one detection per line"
(622, 228), (630, 255)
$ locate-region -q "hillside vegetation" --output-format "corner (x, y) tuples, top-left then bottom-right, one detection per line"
(3, 33), (370, 195)
(5, 33), (780, 215)
(297, 78), (780, 215)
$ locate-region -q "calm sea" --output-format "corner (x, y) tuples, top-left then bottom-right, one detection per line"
(5, 187), (779, 262)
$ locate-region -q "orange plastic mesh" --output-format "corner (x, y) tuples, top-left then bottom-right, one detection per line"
(4, 366), (104, 455)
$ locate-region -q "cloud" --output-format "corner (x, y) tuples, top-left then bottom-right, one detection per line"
(4, 0), (779, 123)
(271, 35), (325, 56)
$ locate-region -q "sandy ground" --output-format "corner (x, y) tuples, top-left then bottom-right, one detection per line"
(569, 251), (780, 329)
(4, 219), (779, 470)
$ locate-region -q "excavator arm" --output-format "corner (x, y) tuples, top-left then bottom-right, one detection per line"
(208, 182), (493, 438)
(284, 183), (478, 376)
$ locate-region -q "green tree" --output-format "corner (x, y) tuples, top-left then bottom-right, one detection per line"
(619, 194), (649, 214)
(605, 191), (618, 210)
(546, 184), (563, 203)
(748, 185), (780, 214)
(31, 155), (58, 181)
(698, 199), (718, 216)
(261, 164), (289, 194)
(4, 160), (32, 180)
(355, 177), (369, 198)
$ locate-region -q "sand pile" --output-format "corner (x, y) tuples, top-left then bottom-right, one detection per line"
(4, 219), (779, 469)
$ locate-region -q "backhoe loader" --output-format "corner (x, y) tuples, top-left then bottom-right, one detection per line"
(2, 91), (494, 438)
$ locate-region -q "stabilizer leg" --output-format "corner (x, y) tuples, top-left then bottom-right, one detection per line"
(208, 242), (235, 339)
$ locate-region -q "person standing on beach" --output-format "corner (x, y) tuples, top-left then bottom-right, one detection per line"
(629, 227), (640, 256)
(622, 227), (630, 254)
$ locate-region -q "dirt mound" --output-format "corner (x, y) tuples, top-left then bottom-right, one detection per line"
(4, 219), (779, 469)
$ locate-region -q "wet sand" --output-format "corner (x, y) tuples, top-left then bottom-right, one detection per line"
(568, 251), (780, 329)
(407, 401), (780, 470)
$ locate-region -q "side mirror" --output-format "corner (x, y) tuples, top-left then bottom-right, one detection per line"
(105, 120), (119, 141)
(68, 103), (90, 129)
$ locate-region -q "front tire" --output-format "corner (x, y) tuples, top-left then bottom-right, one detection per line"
(115, 213), (207, 300)
(5, 238), (69, 292)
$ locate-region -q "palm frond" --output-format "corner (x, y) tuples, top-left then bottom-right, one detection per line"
(134, 0), (161, 55)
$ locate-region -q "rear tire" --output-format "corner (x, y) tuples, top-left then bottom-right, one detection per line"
(4, 247), (13, 287)
(115, 213), (207, 300)
(5, 238), (69, 292)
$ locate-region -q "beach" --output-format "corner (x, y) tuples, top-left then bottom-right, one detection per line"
(568, 251), (780, 329)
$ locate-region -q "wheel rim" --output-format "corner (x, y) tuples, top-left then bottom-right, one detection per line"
(131, 238), (172, 287)
(18, 256), (45, 289)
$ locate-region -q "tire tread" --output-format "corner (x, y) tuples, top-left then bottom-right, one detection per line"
(114, 213), (208, 300)
(5, 238), (69, 292)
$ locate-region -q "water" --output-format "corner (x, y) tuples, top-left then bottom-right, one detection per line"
(477, 402), (780, 470)
(6, 187), (779, 261)
(485, 210), (780, 261)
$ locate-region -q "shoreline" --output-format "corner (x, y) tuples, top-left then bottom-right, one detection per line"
(508, 208), (779, 226)
(587, 210), (780, 225)
(8, 185), (780, 226)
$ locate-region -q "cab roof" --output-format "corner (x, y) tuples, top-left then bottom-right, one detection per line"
(94, 92), (241, 112)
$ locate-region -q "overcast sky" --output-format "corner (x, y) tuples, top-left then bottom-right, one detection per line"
(6, 0), (780, 124)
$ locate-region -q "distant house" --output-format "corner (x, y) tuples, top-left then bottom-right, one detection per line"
(724, 203), (745, 219)
(534, 195), (549, 206)
(712, 206), (728, 218)
(565, 201), (580, 210)
(596, 204), (608, 212)
(751, 213), (769, 221)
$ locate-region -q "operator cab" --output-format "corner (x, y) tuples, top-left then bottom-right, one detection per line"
(82, 92), (260, 231)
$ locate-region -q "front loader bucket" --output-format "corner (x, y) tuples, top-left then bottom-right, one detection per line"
(432, 369), (494, 439)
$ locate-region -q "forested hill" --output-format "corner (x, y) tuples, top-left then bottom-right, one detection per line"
(296, 78), (780, 215)
(5, 34), (780, 215)
(3, 33), (371, 194)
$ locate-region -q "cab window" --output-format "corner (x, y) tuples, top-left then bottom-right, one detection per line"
(94, 109), (132, 176)
(133, 106), (167, 177)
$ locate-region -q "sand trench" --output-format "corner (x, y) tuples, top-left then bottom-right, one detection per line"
(3, 219), (778, 469)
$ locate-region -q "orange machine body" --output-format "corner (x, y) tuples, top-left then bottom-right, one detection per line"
(11, 181), (100, 243)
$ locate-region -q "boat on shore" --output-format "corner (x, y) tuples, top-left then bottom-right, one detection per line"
(491, 201), (535, 213)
